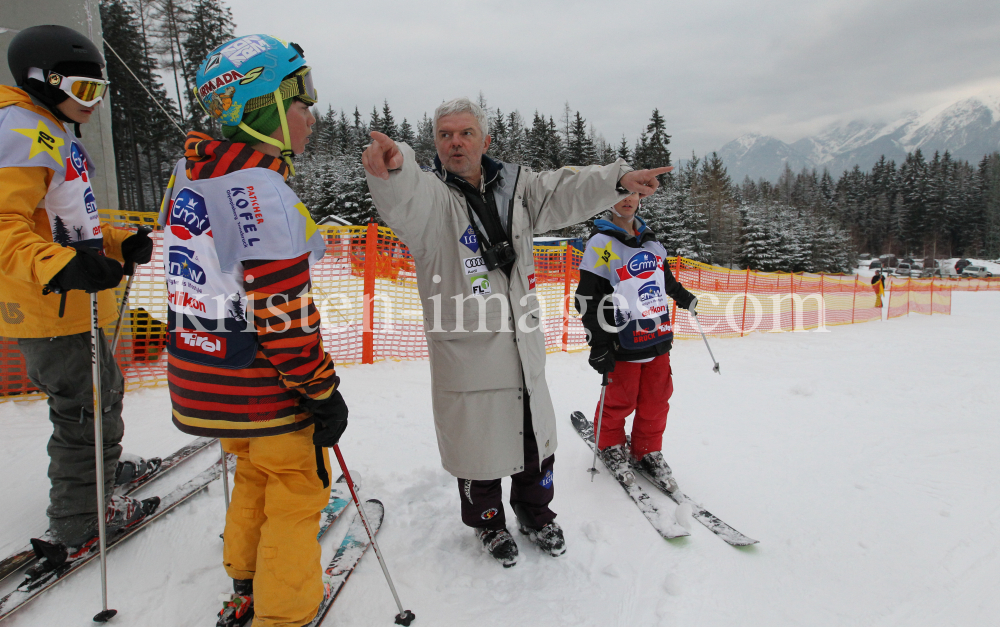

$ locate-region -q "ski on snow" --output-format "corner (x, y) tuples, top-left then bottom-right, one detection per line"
(0, 454), (231, 622)
(0, 436), (216, 586)
(632, 459), (758, 547)
(307, 499), (383, 627)
(570, 412), (689, 540)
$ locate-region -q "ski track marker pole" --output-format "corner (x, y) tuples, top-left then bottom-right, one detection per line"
(109, 226), (151, 355)
(220, 441), (231, 511)
(90, 293), (117, 623)
(691, 311), (720, 374)
(588, 371), (610, 482)
(332, 445), (415, 626)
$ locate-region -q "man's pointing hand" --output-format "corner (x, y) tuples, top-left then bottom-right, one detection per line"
(619, 166), (673, 197)
(362, 131), (403, 180)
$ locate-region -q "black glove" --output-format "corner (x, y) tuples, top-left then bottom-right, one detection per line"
(46, 247), (123, 294)
(588, 343), (616, 374)
(686, 295), (699, 316)
(121, 227), (153, 270)
(305, 390), (349, 447)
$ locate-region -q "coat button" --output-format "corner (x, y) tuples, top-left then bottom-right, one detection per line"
(517, 396), (521, 399)
(545, 440), (550, 447)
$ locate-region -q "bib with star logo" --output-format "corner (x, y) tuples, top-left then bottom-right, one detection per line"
(578, 231), (673, 350)
(0, 105), (103, 251)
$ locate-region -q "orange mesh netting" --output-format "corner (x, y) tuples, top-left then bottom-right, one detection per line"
(0, 211), (964, 401)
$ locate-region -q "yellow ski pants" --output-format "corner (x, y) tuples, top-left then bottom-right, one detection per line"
(221, 426), (332, 627)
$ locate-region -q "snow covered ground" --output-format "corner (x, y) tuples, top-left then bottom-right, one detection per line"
(2, 292), (999, 627)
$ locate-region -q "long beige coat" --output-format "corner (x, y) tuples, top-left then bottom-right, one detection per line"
(366, 143), (630, 480)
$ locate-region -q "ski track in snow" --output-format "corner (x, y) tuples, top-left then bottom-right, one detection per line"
(1, 293), (998, 626)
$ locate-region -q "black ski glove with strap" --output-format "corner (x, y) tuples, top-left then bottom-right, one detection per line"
(121, 227), (153, 269)
(588, 343), (616, 374)
(304, 390), (349, 447)
(45, 246), (124, 294)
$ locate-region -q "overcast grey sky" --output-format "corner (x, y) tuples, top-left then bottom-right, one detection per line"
(226, 0), (1000, 159)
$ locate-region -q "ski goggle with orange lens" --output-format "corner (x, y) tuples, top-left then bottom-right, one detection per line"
(35, 69), (110, 106)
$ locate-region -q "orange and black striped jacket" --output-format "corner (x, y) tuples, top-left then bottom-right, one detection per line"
(166, 132), (338, 438)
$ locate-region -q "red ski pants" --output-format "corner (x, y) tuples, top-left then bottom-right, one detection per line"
(594, 353), (674, 458)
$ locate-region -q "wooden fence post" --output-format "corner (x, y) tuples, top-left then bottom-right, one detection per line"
(562, 243), (572, 352)
(362, 221), (378, 364)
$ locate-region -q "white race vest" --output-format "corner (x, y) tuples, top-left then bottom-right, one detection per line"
(578, 231), (673, 351)
(157, 160), (325, 368)
(0, 104), (103, 251)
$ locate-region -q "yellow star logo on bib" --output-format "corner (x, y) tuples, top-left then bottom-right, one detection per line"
(13, 120), (65, 166)
(294, 202), (318, 240)
(592, 240), (620, 270)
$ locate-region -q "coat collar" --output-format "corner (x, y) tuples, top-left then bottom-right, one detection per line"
(433, 153), (505, 192)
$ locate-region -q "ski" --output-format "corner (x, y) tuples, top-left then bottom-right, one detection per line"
(0, 455), (230, 622)
(308, 499), (383, 627)
(633, 466), (758, 546)
(0, 436), (216, 586)
(317, 475), (353, 541)
(570, 412), (689, 540)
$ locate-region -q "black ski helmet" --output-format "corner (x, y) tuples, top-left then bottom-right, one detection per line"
(7, 24), (106, 118)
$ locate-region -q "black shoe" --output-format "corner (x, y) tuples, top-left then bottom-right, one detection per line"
(633, 450), (678, 493)
(476, 528), (518, 568)
(517, 520), (566, 557)
(217, 579), (254, 627)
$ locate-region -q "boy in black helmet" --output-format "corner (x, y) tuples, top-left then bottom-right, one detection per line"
(2, 25), (159, 569)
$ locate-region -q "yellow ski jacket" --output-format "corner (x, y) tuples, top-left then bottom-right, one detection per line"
(0, 86), (130, 338)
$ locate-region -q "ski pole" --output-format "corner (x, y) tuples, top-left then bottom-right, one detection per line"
(89, 292), (117, 623)
(109, 226), (151, 355)
(588, 371), (610, 482)
(220, 441), (231, 511)
(332, 445), (415, 626)
(691, 311), (720, 374)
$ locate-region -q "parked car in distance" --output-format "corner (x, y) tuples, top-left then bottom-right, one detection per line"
(868, 260), (882, 271)
(961, 265), (994, 278)
(920, 268), (941, 278)
(895, 262), (913, 277)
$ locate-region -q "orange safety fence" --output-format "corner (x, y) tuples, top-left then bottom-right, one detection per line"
(886, 277), (954, 318)
(1, 211), (960, 401)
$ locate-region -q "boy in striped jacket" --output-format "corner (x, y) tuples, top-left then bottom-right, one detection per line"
(158, 35), (346, 627)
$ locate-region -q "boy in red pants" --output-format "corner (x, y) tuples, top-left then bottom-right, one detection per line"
(575, 193), (697, 490)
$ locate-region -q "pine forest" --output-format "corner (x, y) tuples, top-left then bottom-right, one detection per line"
(100, 0), (1000, 273)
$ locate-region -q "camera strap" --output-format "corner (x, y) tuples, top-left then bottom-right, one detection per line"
(463, 188), (510, 252)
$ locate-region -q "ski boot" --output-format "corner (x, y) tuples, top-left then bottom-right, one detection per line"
(114, 454), (162, 490)
(599, 444), (636, 486)
(633, 450), (679, 493)
(24, 495), (159, 583)
(217, 579), (254, 627)
(106, 494), (161, 535)
(476, 527), (518, 568)
(517, 520), (566, 557)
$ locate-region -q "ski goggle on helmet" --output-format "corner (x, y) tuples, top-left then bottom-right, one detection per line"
(28, 68), (109, 106)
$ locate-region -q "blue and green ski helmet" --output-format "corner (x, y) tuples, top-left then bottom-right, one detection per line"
(194, 34), (316, 128)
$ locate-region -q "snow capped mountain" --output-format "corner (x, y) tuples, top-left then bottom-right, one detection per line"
(716, 133), (813, 182)
(717, 93), (1000, 181)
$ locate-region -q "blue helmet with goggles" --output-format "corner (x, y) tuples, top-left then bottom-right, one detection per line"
(194, 34), (317, 173)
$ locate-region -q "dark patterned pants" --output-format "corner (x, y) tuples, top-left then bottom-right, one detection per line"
(457, 392), (556, 531)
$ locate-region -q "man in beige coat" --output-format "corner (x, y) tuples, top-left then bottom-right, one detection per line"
(363, 97), (669, 567)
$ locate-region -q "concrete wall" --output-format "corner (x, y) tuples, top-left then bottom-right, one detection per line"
(0, 0), (119, 209)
